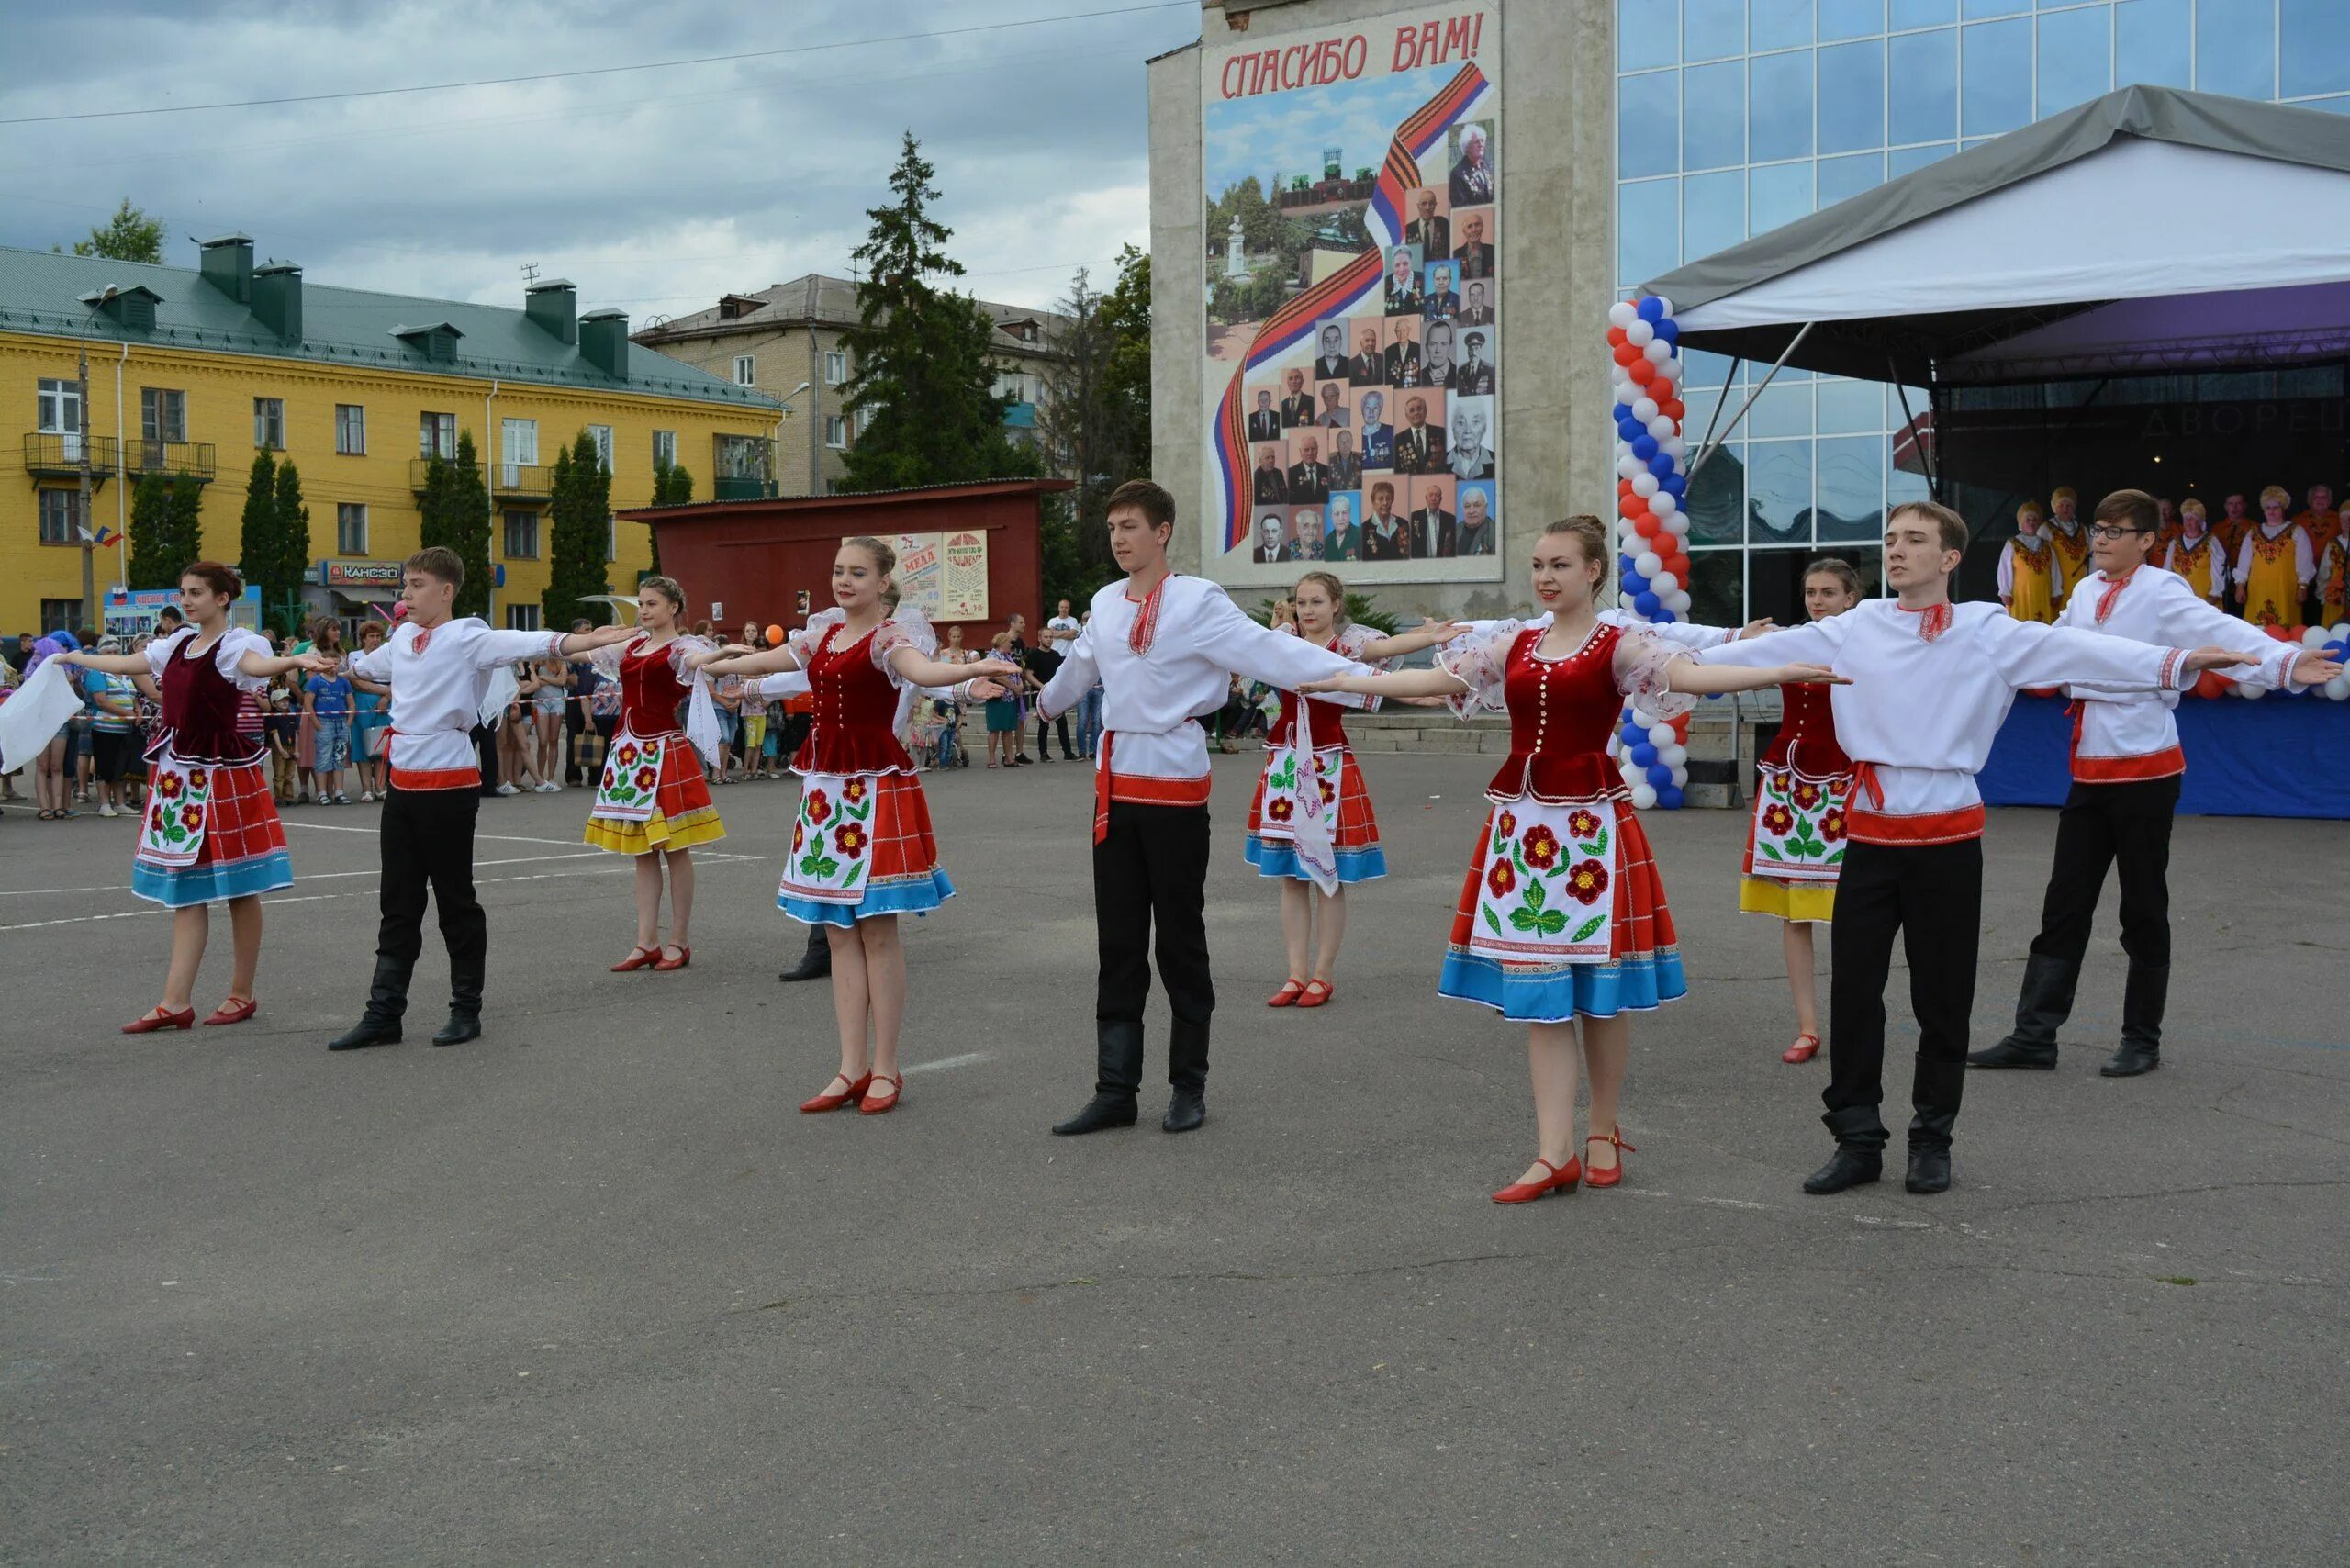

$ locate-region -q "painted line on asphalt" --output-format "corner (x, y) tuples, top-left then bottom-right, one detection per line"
(279, 819), (601, 848)
(902, 1050), (994, 1076)
(0, 850), (610, 898)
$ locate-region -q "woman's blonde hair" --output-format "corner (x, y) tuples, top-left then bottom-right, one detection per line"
(1803, 556), (1863, 599)
(639, 575), (686, 611)
(2180, 497), (2207, 521)
(1543, 514), (1610, 573)
(843, 535), (899, 579)
(1292, 569), (1348, 625)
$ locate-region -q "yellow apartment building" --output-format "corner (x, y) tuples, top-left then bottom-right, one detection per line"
(1, 235), (781, 635)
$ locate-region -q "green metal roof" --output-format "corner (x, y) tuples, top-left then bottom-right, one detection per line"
(0, 244), (781, 411)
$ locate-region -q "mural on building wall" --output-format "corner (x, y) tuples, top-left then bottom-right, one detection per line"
(1202, 3), (1500, 580)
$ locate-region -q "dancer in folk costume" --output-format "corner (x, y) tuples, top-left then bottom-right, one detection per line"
(1300, 517), (1841, 1204)
(2162, 498), (2228, 605)
(1969, 490), (2338, 1080)
(1245, 569), (1465, 1008)
(2234, 485), (2315, 627)
(1697, 501), (2268, 1197)
(328, 549), (638, 1051)
(2319, 527), (2348, 626)
(1739, 559), (1863, 1066)
(39, 563), (333, 1031)
(2046, 487), (2092, 608)
(1997, 500), (2059, 624)
(578, 576), (725, 973)
(692, 539), (1013, 1117)
(1036, 481), (1372, 1138)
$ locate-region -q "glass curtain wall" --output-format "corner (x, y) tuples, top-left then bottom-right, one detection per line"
(1617, 0), (2350, 624)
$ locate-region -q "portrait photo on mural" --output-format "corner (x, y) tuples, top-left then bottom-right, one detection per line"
(1203, 3), (1500, 581)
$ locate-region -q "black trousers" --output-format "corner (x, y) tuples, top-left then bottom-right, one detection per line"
(1093, 801), (1214, 1092)
(2027, 777), (2177, 969)
(564, 700), (588, 785)
(1035, 710), (1074, 757)
(368, 785), (487, 1022)
(1828, 837), (1984, 1150)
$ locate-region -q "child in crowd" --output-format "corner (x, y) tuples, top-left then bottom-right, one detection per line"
(264, 675), (300, 802)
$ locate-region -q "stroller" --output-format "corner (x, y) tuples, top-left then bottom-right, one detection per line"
(912, 698), (968, 770)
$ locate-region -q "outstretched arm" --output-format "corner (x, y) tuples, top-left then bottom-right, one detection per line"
(693, 643), (803, 678)
(1665, 655), (1845, 696)
(1300, 666), (1470, 700)
(49, 649), (151, 676)
(1036, 624), (1099, 720)
(888, 646), (1017, 689)
(1355, 618), (1467, 662)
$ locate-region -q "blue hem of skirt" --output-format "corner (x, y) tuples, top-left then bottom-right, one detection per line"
(130, 851), (294, 910)
(1437, 946), (1687, 1024)
(1243, 835), (1386, 884)
(779, 869), (957, 927)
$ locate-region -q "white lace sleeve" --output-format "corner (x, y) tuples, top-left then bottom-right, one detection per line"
(147, 626), (192, 679)
(665, 633), (712, 676)
(869, 621), (915, 683)
(1432, 621), (1523, 719)
(588, 633), (638, 684)
(214, 628), (272, 692)
(1612, 628), (1695, 721)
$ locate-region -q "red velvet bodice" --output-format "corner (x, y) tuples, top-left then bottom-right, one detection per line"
(1764, 679), (1851, 777)
(791, 623), (913, 775)
(155, 632), (263, 764)
(1266, 634), (1355, 748)
(620, 638), (690, 737)
(1483, 623), (1624, 803)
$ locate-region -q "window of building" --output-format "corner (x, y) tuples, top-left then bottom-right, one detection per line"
(2283, 0), (2350, 98)
(253, 397), (285, 450)
(824, 415), (848, 449)
(652, 429), (677, 470)
(38, 488), (83, 545)
(713, 433), (771, 483)
(1960, 17), (2032, 138)
(40, 598), (80, 634)
(733, 353), (756, 386)
(505, 604), (542, 631)
(337, 502), (368, 555)
(503, 509), (539, 559)
(2199, 0), (2277, 100)
(587, 423), (613, 473)
(420, 411), (456, 459)
(335, 403), (366, 456)
(140, 388), (186, 444)
(1619, 69), (1678, 178)
(500, 418), (537, 466)
(605, 512), (619, 563)
(37, 377), (82, 436)
(993, 370), (1029, 404)
(824, 350), (846, 385)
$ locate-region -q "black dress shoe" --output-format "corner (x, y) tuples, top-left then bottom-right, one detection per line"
(2100, 1042), (2160, 1078)
(431, 1011), (482, 1047)
(778, 953), (831, 983)
(1905, 1145), (1952, 1193)
(1966, 1038), (2057, 1070)
(1051, 1093), (1138, 1136)
(1802, 1148), (1883, 1194)
(1162, 1089), (1206, 1134)
(328, 1018), (401, 1051)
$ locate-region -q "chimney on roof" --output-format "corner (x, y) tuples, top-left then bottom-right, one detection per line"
(252, 262), (303, 342)
(525, 277), (577, 344)
(197, 233), (253, 304)
(579, 308), (629, 378)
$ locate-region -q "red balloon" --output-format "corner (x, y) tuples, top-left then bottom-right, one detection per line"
(1613, 343), (1640, 367)
(2193, 670), (2231, 699)
(1634, 512), (1660, 537)
(1660, 398), (1686, 422)
(1606, 326), (1628, 349)
(2287, 624), (2308, 641)
(2265, 624), (2292, 640)
(1627, 359), (1657, 386)
(1618, 493), (1644, 519)
(1617, 476), (1638, 499)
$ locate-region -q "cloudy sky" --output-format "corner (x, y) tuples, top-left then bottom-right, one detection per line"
(1, 0), (1203, 319)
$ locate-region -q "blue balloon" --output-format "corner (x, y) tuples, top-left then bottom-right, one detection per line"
(1646, 762), (1674, 787)
(1634, 591), (1661, 615)
(1636, 296), (1666, 322)
(1655, 319), (1679, 346)
(1623, 571), (1649, 596)
(1612, 402), (1633, 425)
(1617, 417), (1643, 442)
(2323, 639), (2347, 660)
(1632, 434), (1658, 461)
(1662, 473), (1687, 498)
(1618, 553), (1638, 577)
(1658, 784), (1685, 809)
(1648, 454), (1678, 480)
(1654, 609), (1678, 623)
(1629, 742), (1658, 768)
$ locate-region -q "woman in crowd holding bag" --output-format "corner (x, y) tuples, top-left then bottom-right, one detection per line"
(577, 575), (726, 974)
(1300, 516), (1843, 1204)
(1739, 558), (1862, 1065)
(29, 562), (335, 1031)
(691, 539), (1013, 1117)
(1246, 569), (1463, 1008)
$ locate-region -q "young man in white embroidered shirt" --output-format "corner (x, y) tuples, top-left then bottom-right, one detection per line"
(1035, 479), (1368, 1137)
(1697, 501), (2265, 1197)
(1970, 489), (2336, 1081)
(328, 547), (636, 1051)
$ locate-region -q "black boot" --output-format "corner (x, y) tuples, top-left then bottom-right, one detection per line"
(2101, 962), (2166, 1077)
(1164, 1017), (1209, 1133)
(1968, 953), (2076, 1069)
(1803, 1104), (1886, 1194)
(1053, 1022), (1142, 1135)
(1905, 1061), (1962, 1193)
(778, 922), (832, 983)
(329, 956), (408, 1050)
(431, 1010), (482, 1047)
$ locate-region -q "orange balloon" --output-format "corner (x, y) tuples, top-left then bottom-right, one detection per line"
(765, 624), (785, 646)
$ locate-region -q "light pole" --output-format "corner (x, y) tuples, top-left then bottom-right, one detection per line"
(74, 286), (119, 632)
(773, 381), (810, 498)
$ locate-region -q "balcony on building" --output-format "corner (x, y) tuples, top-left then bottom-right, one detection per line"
(123, 440), (218, 485)
(711, 433), (778, 501)
(407, 457), (552, 498)
(23, 432), (121, 481)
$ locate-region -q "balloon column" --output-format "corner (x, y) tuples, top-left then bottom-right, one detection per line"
(2240, 622), (2350, 701)
(1604, 294), (1695, 809)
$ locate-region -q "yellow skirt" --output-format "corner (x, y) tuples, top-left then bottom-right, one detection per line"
(1740, 874), (1835, 924)
(584, 802), (726, 856)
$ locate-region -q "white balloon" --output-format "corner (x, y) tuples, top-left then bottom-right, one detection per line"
(1664, 436), (1687, 460)
(2325, 675), (2350, 700)
(1666, 589), (1693, 613)
(1632, 474), (1659, 498)
(1647, 722), (1675, 747)
(1627, 319), (1655, 347)
(1647, 414), (1677, 440)
(1617, 454), (1644, 479)
(2301, 625), (2331, 648)
(1631, 397), (1660, 422)
(1660, 743), (1687, 767)
(2236, 683), (2265, 700)
(1634, 550), (1663, 577)
(1651, 491), (1679, 517)
(1669, 764), (1688, 787)
(1662, 512), (1692, 536)
(1630, 784), (1659, 810)
(1652, 571), (1679, 595)
(1651, 354), (1682, 383)
(1608, 300), (1638, 329)
(1648, 294), (1673, 319)
(1644, 339), (1673, 364)
(1606, 734), (1621, 756)
(2331, 622), (2350, 640)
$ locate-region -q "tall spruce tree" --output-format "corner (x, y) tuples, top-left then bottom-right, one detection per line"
(448, 430), (493, 619)
(1036, 245), (1153, 604)
(128, 473), (176, 588)
(543, 431), (612, 630)
(236, 450), (285, 629)
(837, 132), (1036, 491)
(166, 476), (206, 572)
(265, 461), (313, 631)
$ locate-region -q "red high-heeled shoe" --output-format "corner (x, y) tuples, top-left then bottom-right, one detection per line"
(121, 1004), (196, 1035)
(858, 1074), (904, 1115)
(1492, 1156), (1581, 1204)
(1295, 980), (1334, 1008)
(1583, 1127), (1637, 1189)
(201, 997), (259, 1026)
(1266, 978), (1308, 1007)
(800, 1071), (873, 1114)
(654, 945), (692, 972)
(1782, 1032), (1820, 1064)
(610, 945), (658, 972)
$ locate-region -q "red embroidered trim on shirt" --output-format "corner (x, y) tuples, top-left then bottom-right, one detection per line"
(1126, 577), (1168, 655)
(2092, 569), (2135, 626)
(1897, 602), (1952, 643)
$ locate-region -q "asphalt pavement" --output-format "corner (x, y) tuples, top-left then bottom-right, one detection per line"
(2, 754), (2344, 1565)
